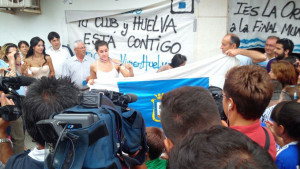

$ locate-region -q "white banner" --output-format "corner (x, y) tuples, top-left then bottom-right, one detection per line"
(67, 0), (195, 76)
(228, 0), (300, 53)
(89, 55), (239, 127)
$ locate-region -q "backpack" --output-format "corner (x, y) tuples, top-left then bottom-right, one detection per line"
(41, 92), (148, 169)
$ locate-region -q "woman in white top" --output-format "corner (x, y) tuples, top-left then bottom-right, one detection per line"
(89, 40), (134, 84)
(22, 37), (55, 79)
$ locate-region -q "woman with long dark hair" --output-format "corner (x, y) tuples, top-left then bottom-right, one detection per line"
(157, 54), (187, 73)
(22, 37), (55, 79)
(270, 101), (300, 169)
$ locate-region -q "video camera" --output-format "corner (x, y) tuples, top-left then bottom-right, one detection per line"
(36, 89), (144, 169)
(0, 76), (36, 121)
(36, 89), (138, 144)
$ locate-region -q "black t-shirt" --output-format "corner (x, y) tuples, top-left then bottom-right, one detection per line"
(5, 152), (43, 169)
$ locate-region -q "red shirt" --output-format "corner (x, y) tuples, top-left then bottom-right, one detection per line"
(230, 120), (276, 161)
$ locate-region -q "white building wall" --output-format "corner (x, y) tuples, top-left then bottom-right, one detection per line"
(0, 0), (228, 61)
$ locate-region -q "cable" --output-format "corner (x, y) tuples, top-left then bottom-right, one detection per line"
(50, 122), (69, 169)
(65, 135), (76, 169)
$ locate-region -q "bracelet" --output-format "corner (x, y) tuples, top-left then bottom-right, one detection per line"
(0, 138), (13, 147)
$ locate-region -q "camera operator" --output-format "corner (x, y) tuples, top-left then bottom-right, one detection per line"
(1, 77), (79, 169)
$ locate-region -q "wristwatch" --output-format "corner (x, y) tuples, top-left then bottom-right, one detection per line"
(0, 138), (12, 147)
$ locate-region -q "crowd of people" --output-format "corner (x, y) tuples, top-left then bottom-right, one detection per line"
(0, 31), (299, 169)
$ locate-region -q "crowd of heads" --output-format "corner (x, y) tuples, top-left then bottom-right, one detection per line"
(159, 35), (300, 167)
(160, 65), (300, 168)
(168, 126), (277, 169)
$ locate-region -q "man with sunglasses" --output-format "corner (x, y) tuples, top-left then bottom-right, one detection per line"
(266, 38), (294, 72)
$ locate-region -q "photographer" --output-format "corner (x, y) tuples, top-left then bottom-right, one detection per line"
(1, 77), (79, 169)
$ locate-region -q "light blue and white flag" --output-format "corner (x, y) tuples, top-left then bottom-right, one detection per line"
(90, 55), (239, 127)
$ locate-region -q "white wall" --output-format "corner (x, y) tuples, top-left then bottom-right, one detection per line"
(195, 0), (228, 59)
(0, 0), (228, 61)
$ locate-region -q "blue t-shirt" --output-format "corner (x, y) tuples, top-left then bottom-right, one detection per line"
(0, 59), (9, 69)
(276, 142), (299, 169)
(236, 55), (254, 66)
(257, 54), (270, 68)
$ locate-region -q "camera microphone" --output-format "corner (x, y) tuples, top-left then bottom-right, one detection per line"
(2, 76), (36, 87)
(122, 93), (138, 103)
(0, 76), (36, 95)
(80, 89), (138, 108)
(91, 89), (138, 103)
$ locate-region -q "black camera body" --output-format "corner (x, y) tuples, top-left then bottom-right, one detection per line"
(37, 114), (99, 144)
(36, 89), (137, 144)
(0, 76), (30, 121)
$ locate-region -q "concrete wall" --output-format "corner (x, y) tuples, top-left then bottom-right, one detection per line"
(0, 0), (228, 61)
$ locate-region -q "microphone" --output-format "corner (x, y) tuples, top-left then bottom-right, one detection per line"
(93, 90), (138, 103)
(88, 89), (138, 106)
(2, 76), (36, 87)
(0, 76), (36, 95)
(122, 93), (138, 103)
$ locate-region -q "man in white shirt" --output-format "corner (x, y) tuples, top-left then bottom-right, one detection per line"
(221, 34), (266, 66)
(46, 32), (73, 78)
(63, 40), (95, 90)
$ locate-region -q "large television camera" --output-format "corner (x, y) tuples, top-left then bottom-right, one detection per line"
(36, 89), (143, 169)
(36, 89), (138, 144)
(0, 76), (36, 121)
